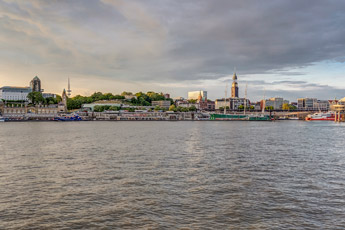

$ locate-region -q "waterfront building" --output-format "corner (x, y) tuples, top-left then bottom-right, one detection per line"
(338, 97), (345, 105)
(231, 72), (239, 98)
(2, 105), (58, 117)
(254, 102), (261, 111)
(205, 100), (215, 111)
(188, 91), (207, 101)
(215, 98), (249, 110)
(298, 98), (329, 110)
(297, 98), (317, 110)
(30, 76), (43, 92)
(314, 100), (330, 110)
(0, 86), (32, 101)
(264, 97), (289, 110)
(152, 100), (171, 109)
(176, 100), (200, 109)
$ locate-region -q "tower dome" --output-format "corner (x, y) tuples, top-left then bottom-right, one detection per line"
(232, 72), (237, 80)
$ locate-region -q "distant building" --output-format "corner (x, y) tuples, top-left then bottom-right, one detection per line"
(298, 98), (317, 110)
(314, 100), (330, 110)
(188, 91), (207, 101)
(0, 86), (32, 101)
(124, 95), (137, 100)
(30, 76), (43, 92)
(206, 101), (215, 111)
(173, 96), (185, 101)
(297, 98), (329, 110)
(152, 100), (171, 109)
(2, 105), (58, 116)
(176, 100), (200, 109)
(215, 98), (249, 110)
(264, 97), (289, 110)
(231, 72), (239, 98)
(42, 93), (56, 99)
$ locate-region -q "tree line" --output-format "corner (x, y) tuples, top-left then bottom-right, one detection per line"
(67, 91), (172, 110)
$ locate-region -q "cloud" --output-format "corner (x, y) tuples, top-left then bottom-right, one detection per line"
(0, 0), (345, 99)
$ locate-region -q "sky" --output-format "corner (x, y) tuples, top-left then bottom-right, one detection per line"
(0, 0), (345, 101)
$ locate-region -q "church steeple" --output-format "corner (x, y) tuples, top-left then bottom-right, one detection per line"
(231, 71), (239, 98)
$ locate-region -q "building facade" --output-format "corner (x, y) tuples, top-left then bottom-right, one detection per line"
(215, 98), (250, 110)
(152, 100), (171, 109)
(30, 76), (42, 92)
(265, 97), (289, 110)
(188, 91), (207, 101)
(0, 86), (32, 101)
(298, 98), (329, 110)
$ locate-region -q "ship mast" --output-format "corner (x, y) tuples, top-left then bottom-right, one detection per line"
(244, 82), (247, 115)
(262, 88), (266, 114)
(224, 81), (228, 114)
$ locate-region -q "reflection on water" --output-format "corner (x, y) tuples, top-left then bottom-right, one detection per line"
(0, 121), (345, 229)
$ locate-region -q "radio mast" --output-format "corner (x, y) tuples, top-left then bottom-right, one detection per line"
(67, 77), (72, 97)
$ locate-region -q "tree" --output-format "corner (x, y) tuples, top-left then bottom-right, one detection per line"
(154, 105), (162, 111)
(121, 91), (133, 96)
(169, 104), (176, 112)
(56, 95), (62, 103)
(265, 106), (274, 111)
(282, 103), (290, 111)
(189, 105), (197, 111)
(27, 92), (44, 105)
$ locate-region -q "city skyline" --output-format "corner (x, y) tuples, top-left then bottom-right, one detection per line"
(1, 0), (345, 101)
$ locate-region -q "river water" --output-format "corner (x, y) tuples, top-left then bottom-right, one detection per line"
(0, 121), (345, 229)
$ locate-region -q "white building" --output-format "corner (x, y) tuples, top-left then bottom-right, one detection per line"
(215, 98), (250, 110)
(188, 91), (207, 101)
(265, 97), (289, 110)
(297, 98), (329, 110)
(151, 100), (171, 109)
(0, 86), (32, 101)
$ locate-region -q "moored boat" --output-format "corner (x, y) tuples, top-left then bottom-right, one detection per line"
(54, 115), (82, 121)
(305, 111), (335, 121)
(210, 113), (273, 121)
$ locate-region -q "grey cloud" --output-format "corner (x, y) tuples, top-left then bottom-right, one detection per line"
(1, 0), (345, 98)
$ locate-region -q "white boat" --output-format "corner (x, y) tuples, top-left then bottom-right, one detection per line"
(0, 117), (5, 122)
(305, 111), (335, 121)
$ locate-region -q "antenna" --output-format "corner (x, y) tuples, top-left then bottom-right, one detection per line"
(224, 81), (228, 114)
(67, 77), (72, 97)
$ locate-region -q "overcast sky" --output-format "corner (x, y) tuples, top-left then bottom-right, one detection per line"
(1, 0), (345, 101)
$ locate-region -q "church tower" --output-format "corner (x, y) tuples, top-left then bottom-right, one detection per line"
(231, 72), (239, 98)
(58, 89), (68, 113)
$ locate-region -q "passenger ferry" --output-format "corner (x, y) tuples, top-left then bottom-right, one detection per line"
(305, 111), (335, 121)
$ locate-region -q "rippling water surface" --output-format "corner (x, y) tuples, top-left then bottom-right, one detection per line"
(0, 121), (345, 229)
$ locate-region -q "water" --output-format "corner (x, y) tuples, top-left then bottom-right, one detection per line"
(0, 121), (345, 229)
